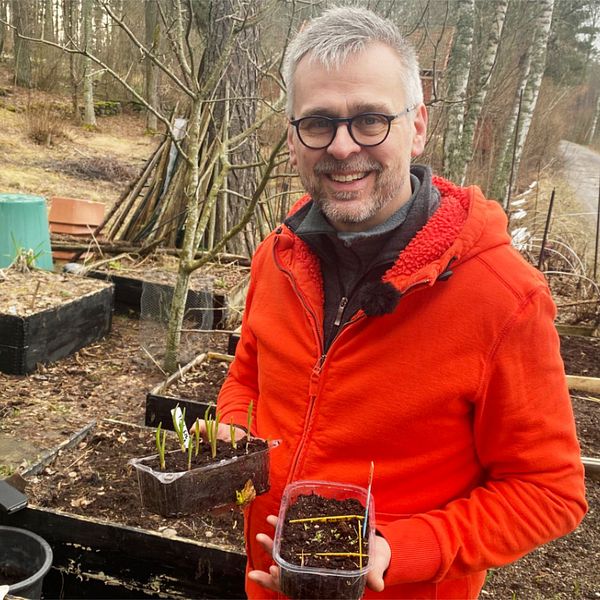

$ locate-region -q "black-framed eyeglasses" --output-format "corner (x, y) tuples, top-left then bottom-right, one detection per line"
(289, 106), (415, 150)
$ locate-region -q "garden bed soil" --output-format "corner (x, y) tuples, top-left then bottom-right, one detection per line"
(0, 268), (111, 316)
(87, 253), (249, 295)
(26, 420), (245, 552)
(161, 357), (230, 401)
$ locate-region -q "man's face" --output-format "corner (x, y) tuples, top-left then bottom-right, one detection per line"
(287, 42), (428, 232)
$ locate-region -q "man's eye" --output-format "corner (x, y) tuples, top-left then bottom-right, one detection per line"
(303, 118), (331, 131)
(355, 114), (384, 127)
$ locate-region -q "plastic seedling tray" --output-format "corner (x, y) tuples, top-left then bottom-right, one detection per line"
(130, 440), (276, 517)
(273, 480), (375, 600)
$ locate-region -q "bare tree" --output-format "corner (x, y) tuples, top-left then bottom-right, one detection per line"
(11, 0), (32, 87)
(459, 0), (508, 185)
(82, 0), (97, 127)
(144, 0), (160, 132)
(442, 0), (474, 182)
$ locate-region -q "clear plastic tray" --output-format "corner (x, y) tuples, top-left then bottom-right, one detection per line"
(273, 480), (375, 600)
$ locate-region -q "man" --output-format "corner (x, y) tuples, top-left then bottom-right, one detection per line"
(213, 7), (587, 599)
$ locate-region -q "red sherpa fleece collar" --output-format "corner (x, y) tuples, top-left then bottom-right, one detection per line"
(284, 176), (471, 288)
(383, 176), (470, 282)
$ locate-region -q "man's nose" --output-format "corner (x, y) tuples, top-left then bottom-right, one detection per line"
(327, 123), (361, 159)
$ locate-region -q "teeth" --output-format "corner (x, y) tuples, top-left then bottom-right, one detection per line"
(329, 172), (367, 182)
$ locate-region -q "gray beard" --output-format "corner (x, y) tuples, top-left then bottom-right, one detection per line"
(299, 157), (403, 226)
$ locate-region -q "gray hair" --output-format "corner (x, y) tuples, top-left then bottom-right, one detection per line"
(282, 6), (423, 117)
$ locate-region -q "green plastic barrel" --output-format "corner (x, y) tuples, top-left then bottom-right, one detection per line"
(0, 194), (53, 271)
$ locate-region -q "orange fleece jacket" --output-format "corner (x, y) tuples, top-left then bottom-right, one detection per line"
(217, 177), (587, 599)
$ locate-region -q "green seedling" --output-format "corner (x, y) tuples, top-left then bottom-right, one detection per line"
(204, 404), (220, 459)
(193, 418), (201, 457)
(187, 435), (193, 470)
(230, 419), (237, 450)
(172, 405), (187, 452)
(155, 423), (167, 470)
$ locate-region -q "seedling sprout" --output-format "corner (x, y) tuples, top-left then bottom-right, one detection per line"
(155, 423), (166, 470)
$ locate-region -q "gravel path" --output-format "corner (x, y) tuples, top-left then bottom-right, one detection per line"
(558, 140), (600, 215)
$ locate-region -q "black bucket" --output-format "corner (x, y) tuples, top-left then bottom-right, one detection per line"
(0, 526), (53, 600)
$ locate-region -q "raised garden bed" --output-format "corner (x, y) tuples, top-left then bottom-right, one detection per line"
(0, 269), (113, 375)
(12, 419), (247, 598)
(145, 351), (232, 430)
(86, 254), (249, 330)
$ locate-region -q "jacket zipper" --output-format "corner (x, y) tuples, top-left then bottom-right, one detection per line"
(272, 238), (325, 481)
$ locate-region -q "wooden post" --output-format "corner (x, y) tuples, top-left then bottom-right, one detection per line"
(537, 187), (555, 270)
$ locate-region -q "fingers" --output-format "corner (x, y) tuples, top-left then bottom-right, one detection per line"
(266, 514), (278, 528)
(256, 532), (274, 555)
(247, 566), (281, 593)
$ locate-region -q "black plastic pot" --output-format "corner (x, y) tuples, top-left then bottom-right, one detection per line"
(0, 526), (53, 600)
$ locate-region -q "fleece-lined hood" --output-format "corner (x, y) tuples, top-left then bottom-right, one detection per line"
(276, 176), (512, 313)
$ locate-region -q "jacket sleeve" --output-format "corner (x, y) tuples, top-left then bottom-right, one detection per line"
(216, 258), (260, 433)
(378, 285), (587, 586)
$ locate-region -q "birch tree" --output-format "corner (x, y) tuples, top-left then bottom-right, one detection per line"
(459, 0), (508, 185)
(491, 0), (555, 205)
(442, 0), (475, 182)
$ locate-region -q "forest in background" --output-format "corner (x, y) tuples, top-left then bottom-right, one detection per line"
(0, 0), (598, 254)
(1, 0), (599, 368)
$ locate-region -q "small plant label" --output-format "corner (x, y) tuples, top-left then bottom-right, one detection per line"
(171, 406), (190, 449)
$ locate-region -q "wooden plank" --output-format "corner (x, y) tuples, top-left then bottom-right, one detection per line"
(556, 324), (597, 336)
(0, 505), (245, 599)
(582, 457), (600, 481)
(566, 375), (600, 394)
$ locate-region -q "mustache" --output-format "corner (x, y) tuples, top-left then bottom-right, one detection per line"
(314, 157), (382, 174)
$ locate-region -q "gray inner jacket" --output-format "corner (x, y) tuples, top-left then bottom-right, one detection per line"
(285, 165), (441, 352)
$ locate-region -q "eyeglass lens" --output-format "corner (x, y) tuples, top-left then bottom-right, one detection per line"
(297, 114), (390, 148)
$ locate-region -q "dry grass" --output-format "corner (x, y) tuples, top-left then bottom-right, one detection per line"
(0, 64), (157, 208)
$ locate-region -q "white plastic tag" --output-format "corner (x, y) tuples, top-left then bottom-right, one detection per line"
(171, 406), (190, 449)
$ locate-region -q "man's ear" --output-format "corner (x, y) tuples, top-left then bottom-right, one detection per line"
(287, 124), (297, 168)
(410, 103), (428, 158)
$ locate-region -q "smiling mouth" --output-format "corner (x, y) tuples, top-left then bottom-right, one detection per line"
(328, 172), (369, 183)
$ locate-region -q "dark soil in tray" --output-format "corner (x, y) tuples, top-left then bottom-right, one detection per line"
(165, 359), (230, 401)
(280, 494), (369, 571)
(26, 420), (245, 552)
(152, 438), (268, 472)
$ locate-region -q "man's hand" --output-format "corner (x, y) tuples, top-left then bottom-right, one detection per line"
(248, 515), (282, 592)
(366, 534), (391, 592)
(189, 419), (246, 441)
(247, 515), (392, 594)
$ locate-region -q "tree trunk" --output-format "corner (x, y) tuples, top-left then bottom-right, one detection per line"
(11, 0), (32, 88)
(459, 0), (508, 185)
(144, 0), (159, 132)
(82, 0), (97, 127)
(0, 0), (7, 57)
(442, 0), (474, 183)
(43, 0), (55, 42)
(63, 0), (80, 118)
(508, 0), (554, 195)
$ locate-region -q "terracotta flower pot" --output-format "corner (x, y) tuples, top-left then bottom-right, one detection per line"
(48, 196), (105, 260)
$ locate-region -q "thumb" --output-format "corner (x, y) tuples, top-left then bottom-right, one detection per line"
(366, 535), (391, 593)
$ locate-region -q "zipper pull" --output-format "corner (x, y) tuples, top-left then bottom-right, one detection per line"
(333, 296), (348, 327)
